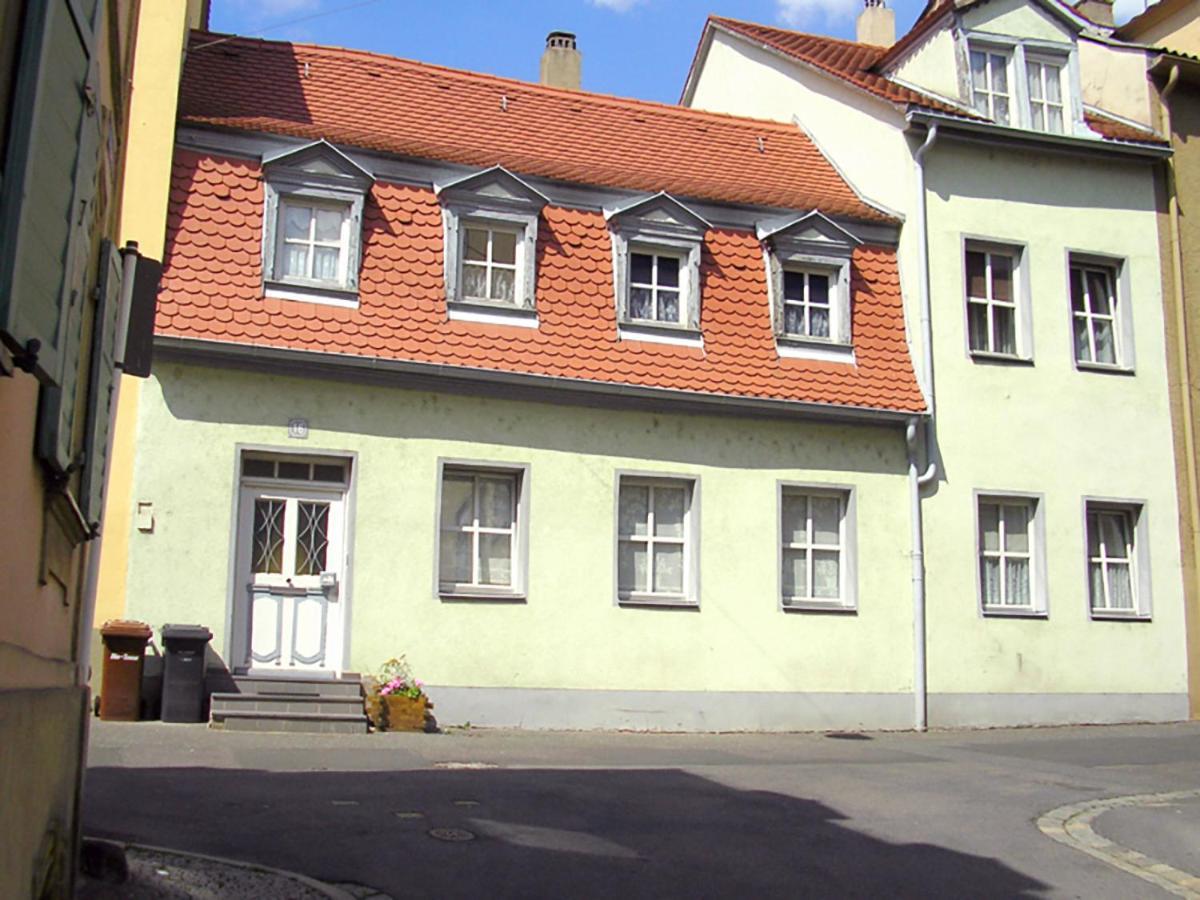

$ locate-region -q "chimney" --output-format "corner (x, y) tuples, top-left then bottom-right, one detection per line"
(540, 31), (581, 91)
(856, 0), (895, 47)
(1074, 0), (1114, 26)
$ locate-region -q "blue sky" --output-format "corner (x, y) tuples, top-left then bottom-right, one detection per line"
(211, 0), (1155, 105)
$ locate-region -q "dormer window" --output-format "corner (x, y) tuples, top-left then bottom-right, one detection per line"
(261, 140), (374, 307)
(606, 193), (709, 342)
(969, 47), (1011, 125)
(759, 212), (859, 360)
(437, 166), (548, 326)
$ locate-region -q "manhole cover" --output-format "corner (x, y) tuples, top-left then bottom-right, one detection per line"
(429, 828), (476, 842)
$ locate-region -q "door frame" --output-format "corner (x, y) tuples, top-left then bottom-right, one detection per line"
(224, 444), (359, 676)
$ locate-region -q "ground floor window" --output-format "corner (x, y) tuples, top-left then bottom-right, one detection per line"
(779, 486), (855, 610)
(437, 463), (527, 598)
(616, 475), (698, 606)
(977, 495), (1045, 615)
(1085, 501), (1149, 619)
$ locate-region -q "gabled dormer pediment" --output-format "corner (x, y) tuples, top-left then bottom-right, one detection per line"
(757, 211), (861, 258)
(435, 166), (550, 214)
(262, 139), (374, 193)
(960, 0), (1088, 45)
(604, 192), (712, 239)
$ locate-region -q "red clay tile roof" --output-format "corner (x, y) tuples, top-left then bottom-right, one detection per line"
(1083, 109), (1168, 144)
(157, 151), (925, 414)
(708, 15), (970, 115)
(178, 32), (888, 223)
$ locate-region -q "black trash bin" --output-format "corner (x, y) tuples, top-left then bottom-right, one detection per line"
(160, 624), (213, 723)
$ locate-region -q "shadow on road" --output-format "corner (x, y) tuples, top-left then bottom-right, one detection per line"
(84, 766), (1048, 898)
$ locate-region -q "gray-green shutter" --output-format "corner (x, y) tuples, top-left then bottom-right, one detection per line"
(80, 240), (121, 527)
(0, 0), (100, 387)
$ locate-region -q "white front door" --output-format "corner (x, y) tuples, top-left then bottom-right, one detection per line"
(234, 481), (346, 674)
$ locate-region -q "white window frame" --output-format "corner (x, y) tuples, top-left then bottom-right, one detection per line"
(974, 491), (1048, 618)
(968, 43), (1013, 125)
(434, 459), (530, 601)
(1083, 498), (1152, 621)
(1024, 53), (1067, 134)
(778, 483), (857, 612)
(962, 33), (1081, 135)
(273, 197), (353, 288)
(261, 141), (372, 307)
(1067, 252), (1134, 373)
(459, 221), (524, 306)
(962, 238), (1032, 362)
(626, 245), (689, 327)
(614, 472), (700, 607)
(780, 265), (841, 343)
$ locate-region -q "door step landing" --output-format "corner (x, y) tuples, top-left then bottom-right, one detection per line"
(210, 674), (368, 734)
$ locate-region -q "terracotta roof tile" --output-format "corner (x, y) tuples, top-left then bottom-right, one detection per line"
(708, 15), (970, 115)
(158, 151), (925, 414)
(179, 32), (889, 223)
(1083, 109), (1168, 145)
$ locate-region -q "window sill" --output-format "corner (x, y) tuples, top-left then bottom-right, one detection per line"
(781, 600), (856, 614)
(969, 351), (1033, 366)
(439, 588), (527, 603)
(1090, 610), (1152, 622)
(265, 281), (359, 309)
(617, 594), (699, 609)
(1075, 361), (1135, 376)
(617, 323), (703, 348)
(448, 301), (539, 329)
(981, 606), (1047, 619)
(776, 337), (855, 364)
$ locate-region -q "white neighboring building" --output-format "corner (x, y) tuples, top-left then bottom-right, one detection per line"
(685, 0), (1191, 726)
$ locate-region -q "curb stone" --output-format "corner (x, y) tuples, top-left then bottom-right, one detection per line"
(97, 840), (364, 900)
(1037, 788), (1200, 898)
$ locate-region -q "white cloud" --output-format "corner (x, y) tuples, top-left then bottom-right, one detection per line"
(1113, 0), (1151, 25)
(776, 0), (861, 28)
(587, 0), (644, 11)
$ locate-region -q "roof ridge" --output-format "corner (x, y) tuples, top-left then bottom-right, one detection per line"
(188, 30), (810, 136)
(708, 15), (878, 52)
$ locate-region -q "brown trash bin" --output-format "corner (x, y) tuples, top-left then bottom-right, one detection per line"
(99, 620), (153, 721)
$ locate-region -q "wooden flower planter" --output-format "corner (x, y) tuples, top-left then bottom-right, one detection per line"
(367, 693), (431, 732)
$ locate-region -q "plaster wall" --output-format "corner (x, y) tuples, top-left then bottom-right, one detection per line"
(921, 141), (1187, 697)
(961, 0), (1071, 43)
(125, 363), (916, 698)
(888, 26), (964, 105)
(1078, 39), (1155, 127)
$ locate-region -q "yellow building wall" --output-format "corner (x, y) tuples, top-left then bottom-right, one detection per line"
(1079, 39), (1155, 127)
(93, 1), (198, 638)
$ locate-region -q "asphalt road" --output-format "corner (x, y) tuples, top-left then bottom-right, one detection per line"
(83, 721), (1200, 899)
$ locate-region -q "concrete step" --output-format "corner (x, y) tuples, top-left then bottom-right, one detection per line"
(229, 674), (363, 699)
(212, 708), (369, 735)
(210, 692), (365, 717)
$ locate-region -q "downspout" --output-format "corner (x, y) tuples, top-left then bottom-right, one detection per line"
(910, 123), (939, 732)
(1160, 66), (1200, 716)
(77, 241), (141, 686)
